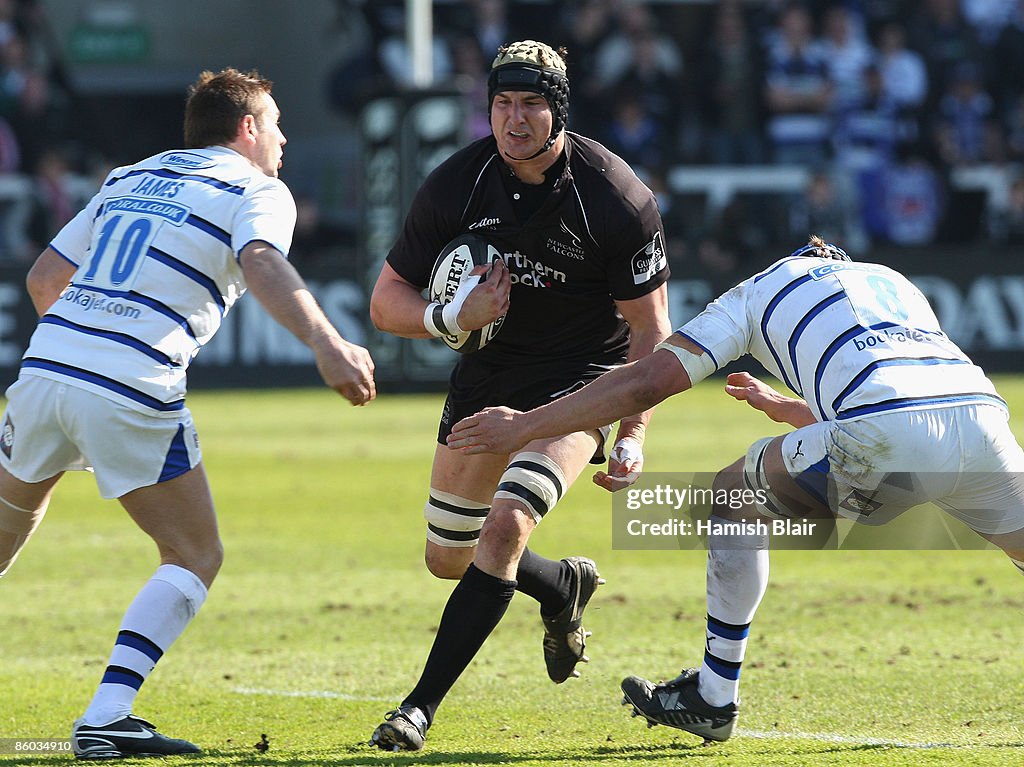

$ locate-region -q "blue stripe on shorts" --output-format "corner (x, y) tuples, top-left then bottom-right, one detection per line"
(158, 424), (191, 483)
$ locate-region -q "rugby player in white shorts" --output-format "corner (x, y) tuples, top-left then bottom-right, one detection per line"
(449, 235), (1024, 744)
(0, 68), (375, 759)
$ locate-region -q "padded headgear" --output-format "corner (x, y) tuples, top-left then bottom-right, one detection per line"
(488, 40), (569, 159)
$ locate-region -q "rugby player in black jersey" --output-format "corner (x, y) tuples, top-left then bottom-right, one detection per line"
(368, 40), (672, 751)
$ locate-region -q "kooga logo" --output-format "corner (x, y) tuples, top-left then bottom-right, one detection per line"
(160, 151), (215, 170)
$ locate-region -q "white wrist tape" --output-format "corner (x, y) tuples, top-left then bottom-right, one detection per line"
(655, 337), (717, 386)
(423, 275), (480, 337)
(610, 437), (643, 467)
(423, 302), (449, 337)
(423, 300), (466, 337)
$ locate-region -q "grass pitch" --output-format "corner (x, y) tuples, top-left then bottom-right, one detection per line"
(1, 376), (1023, 766)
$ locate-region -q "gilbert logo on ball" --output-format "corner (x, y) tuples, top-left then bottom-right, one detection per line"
(429, 233), (506, 353)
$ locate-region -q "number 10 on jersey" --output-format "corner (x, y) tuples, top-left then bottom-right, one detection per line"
(82, 214), (161, 291)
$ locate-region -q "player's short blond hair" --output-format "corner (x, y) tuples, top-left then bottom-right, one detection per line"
(789, 234), (851, 261)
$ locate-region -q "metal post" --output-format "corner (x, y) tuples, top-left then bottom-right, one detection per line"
(407, 0), (433, 89)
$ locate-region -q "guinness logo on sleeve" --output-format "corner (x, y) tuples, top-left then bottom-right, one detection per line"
(631, 231), (666, 285)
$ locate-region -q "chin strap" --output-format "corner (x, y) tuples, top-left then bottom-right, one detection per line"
(502, 137), (558, 163)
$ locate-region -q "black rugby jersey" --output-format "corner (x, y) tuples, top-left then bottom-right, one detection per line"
(388, 132), (669, 368)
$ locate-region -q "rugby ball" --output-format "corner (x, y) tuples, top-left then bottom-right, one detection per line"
(428, 233), (505, 353)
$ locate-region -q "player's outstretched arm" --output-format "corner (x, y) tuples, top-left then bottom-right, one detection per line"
(240, 241), (376, 406)
(724, 371), (816, 428)
(448, 349), (690, 454)
(593, 285), (673, 492)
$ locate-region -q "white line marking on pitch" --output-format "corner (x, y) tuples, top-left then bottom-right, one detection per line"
(742, 729), (955, 749)
(223, 699), (1012, 749)
(231, 686), (392, 702)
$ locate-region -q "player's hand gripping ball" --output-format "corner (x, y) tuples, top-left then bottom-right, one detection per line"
(428, 233), (505, 353)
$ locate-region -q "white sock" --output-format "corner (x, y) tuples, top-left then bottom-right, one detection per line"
(81, 564), (207, 726)
(698, 517), (769, 708)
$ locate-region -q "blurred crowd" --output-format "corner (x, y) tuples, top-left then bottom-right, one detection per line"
(1, 0), (1023, 280)
(0, 0), (86, 264)
(328, 0), (1024, 285)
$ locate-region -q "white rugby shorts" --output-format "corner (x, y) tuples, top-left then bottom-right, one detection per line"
(0, 376), (202, 499)
(777, 404), (1024, 535)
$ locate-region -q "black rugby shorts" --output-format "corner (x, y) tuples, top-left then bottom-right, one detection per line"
(437, 356), (615, 463)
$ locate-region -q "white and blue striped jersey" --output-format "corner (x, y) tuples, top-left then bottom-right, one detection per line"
(21, 146), (296, 414)
(677, 256), (1004, 422)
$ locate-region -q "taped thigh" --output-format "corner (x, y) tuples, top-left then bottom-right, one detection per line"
(424, 488), (490, 548)
(742, 436), (795, 520)
(494, 451), (567, 524)
(0, 494), (49, 576)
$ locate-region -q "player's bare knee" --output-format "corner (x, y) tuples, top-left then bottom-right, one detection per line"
(163, 537), (223, 587)
(478, 503), (535, 557)
(205, 539), (225, 578)
(192, 553), (222, 589)
(424, 545), (472, 580)
(0, 494), (48, 578)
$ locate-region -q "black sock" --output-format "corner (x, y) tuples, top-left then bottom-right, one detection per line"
(402, 563), (516, 725)
(515, 548), (572, 616)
